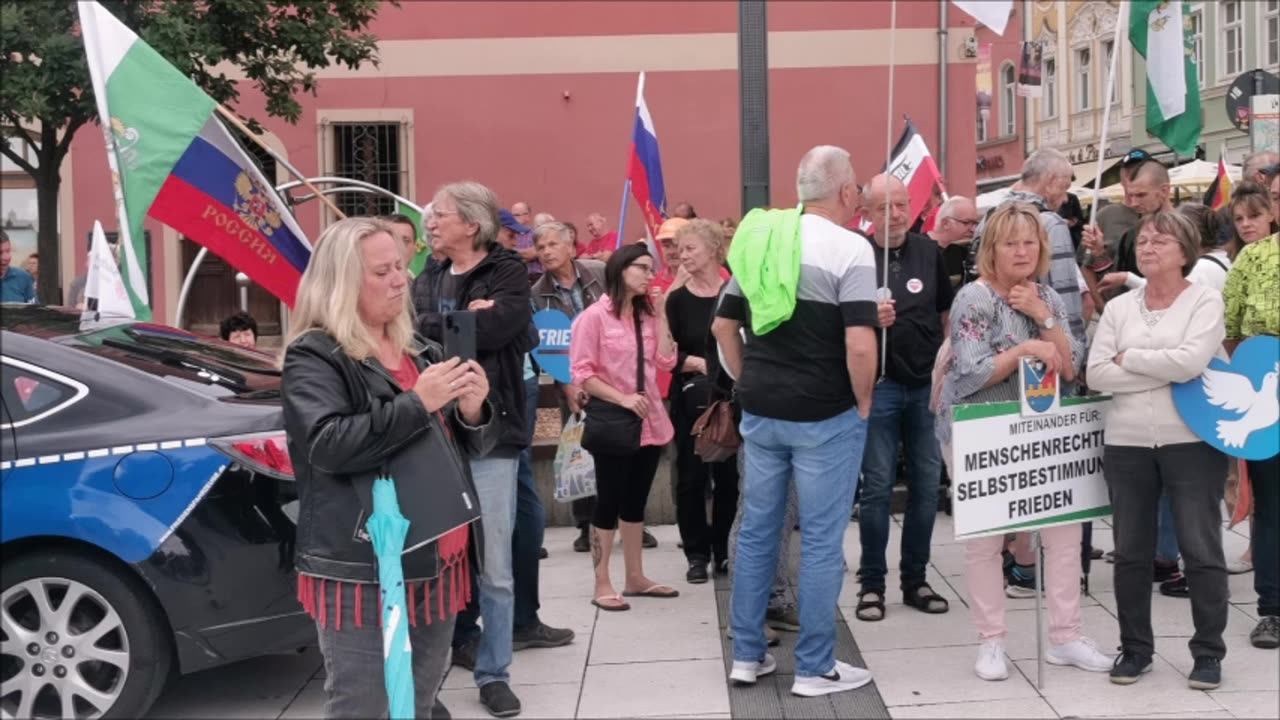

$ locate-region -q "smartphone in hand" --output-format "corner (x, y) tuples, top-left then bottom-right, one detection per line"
(444, 311), (477, 362)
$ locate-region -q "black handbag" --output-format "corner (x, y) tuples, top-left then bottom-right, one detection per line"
(581, 308), (645, 456)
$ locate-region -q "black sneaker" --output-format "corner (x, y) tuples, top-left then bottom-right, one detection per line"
(1188, 656), (1221, 690)
(642, 529), (658, 549)
(1005, 564), (1039, 598)
(1109, 651), (1152, 685)
(1153, 561), (1180, 584)
(512, 622), (575, 651)
(714, 558), (730, 576)
(1251, 615), (1280, 649)
(479, 681), (522, 718)
(687, 561), (710, 584)
(766, 604), (801, 632)
(1159, 574), (1189, 599)
(573, 527), (590, 553)
(452, 637), (479, 671)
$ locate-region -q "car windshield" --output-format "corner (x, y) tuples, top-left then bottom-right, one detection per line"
(68, 323), (281, 399)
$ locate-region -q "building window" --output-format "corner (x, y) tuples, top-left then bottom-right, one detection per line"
(977, 106), (989, 143)
(1075, 47), (1091, 111)
(1265, 0), (1279, 69)
(1042, 56), (1058, 119)
(1189, 5), (1205, 87)
(1000, 62), (1017, 137)
(331, 122), (405, 218)
(1101, 40), (1120, 105)
(1220, 0), (1243, 80)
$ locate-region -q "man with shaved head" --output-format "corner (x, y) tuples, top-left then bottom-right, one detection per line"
(853, 173), (955, 623)
(1243, 151), (1280, 185)
(1085, 159), (1172, 295)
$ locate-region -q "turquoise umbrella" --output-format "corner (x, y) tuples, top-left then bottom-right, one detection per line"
(366, 476), (416, 718)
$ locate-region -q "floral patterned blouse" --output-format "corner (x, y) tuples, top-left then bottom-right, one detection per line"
(935, 280), (1083, 447)
(1223, 234), (1280, 341)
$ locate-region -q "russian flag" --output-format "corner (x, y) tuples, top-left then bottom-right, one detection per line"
(624, 72), (667, 248)
(148, 117), (311, 306)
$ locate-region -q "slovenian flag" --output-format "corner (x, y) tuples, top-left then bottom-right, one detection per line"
(79, 1), (311, 309)
(624, 72), (667, 249)
(884, 119), (946, 224)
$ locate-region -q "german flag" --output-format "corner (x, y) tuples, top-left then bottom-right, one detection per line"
(1204, 155), (1233, 210)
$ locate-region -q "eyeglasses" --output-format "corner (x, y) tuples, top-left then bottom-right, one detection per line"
(628, 263), (656, 275)
(428, 208), (460, 221)
(952, 218), (980, 227)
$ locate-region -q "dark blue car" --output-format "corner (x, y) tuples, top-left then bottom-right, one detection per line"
(1, 306), (313, 719)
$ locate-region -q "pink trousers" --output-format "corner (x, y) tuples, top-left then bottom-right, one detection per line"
(963, 523), (1085, 645)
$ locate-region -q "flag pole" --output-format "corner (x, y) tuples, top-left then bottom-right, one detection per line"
(616, 72), (645, 250)
(1087, 0), (1127, 229)
(879, 0), (899, 381)
(213, 104), (347, 221)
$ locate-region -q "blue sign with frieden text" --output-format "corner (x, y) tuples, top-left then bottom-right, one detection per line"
(1172, 336), (1280, 461)
(532, 309), (574, 384)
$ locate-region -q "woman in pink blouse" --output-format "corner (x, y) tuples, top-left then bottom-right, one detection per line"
(570, 244), (679, 611)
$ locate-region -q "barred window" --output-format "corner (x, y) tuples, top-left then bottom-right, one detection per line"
(331, 122), (404, 217)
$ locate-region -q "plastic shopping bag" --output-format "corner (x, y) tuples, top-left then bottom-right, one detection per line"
(553, 413), (597, 503)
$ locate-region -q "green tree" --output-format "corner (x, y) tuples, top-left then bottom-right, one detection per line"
(0, 0), (385, 304)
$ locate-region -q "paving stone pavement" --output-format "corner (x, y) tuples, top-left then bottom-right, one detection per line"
(146, 515), (1277, 719)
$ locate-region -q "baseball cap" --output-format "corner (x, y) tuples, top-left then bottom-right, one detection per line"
(1120, 148), (1154, 169)
(498, 209), (531, 234)
(655, 217), (690, 241)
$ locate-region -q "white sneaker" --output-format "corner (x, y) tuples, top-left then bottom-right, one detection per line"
(730, 653), (777, 685)
(1047, 636), (1114, 672)
(975, 640), (1009, 681)
(791, 660), (873, 697)
(1227, 558), (1254, 575)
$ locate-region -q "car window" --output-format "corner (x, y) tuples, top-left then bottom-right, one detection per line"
(0, 360), (87, 427)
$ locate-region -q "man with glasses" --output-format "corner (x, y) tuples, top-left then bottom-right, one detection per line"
(928, 196), (979, 288)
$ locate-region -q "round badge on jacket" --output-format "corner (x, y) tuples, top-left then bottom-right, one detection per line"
(906, 278), (924, 294)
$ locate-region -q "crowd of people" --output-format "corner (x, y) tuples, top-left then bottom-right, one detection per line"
(105, 141), (1271, 717)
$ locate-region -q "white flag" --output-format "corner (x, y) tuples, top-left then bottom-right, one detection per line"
(952, 1), (1013, 36)
(84, 220), (136, 321)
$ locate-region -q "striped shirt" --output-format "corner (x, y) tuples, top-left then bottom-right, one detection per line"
(717, 214), (878, 422)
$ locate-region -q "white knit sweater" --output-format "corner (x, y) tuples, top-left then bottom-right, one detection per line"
(1086, 282), (1226, 448)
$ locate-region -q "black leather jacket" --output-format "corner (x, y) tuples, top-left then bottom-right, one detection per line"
(282, 330), (497, 583)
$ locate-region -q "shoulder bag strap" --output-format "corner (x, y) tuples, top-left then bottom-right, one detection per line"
(634, 307), (646, 394)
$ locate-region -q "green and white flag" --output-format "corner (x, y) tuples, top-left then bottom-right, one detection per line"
(79, 1), (217, 319)
(1129, 0), (1201, 157)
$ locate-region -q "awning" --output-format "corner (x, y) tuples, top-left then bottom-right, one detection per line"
(1070, 156), (1122, 188)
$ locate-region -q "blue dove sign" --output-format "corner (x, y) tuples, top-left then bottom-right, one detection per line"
(532, 309), (574, 384)
(1172, 336), (1280, 461)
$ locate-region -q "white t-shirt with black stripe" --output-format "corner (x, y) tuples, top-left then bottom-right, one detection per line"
(717, 214), (879, 422)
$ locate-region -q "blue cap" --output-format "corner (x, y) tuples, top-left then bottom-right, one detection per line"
(499, 209), (531, 234)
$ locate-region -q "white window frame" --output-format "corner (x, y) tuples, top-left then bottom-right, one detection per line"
(1218, 0), (1244, 83)
(1263, 0), (1280, 71)
(977, 106), (989, 143)
(1074, 46), (1092, 112)
(1000, 61), (1017, 137)
(1188, 3), (1205, 88)
(1101, 40), (1120, 105)
(0, 357), (90, 430)
(1042, 55), (1058, 120)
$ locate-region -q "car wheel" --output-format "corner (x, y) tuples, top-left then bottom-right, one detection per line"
(1, 551), (171, 719)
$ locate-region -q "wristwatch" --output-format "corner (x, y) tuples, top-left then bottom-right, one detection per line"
(1040, 315), (1057, 330)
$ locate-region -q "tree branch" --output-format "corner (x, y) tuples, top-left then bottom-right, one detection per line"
(1, 109), (41, 162)
(54, 115), (88, 162)
(0, 138), (38, 177)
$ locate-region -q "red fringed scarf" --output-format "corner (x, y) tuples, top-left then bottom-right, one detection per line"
(296, 524), (470, 631)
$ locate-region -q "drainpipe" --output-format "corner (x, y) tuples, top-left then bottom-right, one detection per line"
(938, 0), (949, 177)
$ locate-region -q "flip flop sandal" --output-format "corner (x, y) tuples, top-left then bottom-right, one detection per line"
(622, 584), (680, 598)
(855, 590), (886, 622)
(591, 594), (631, 612)
(903, 583), (950, 614)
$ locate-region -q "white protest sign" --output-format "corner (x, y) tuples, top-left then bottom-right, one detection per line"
(952, 396), (1112, 539)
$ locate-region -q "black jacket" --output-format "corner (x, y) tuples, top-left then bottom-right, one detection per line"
(413, 244), (537, 453)
(282, 330), (497, 583)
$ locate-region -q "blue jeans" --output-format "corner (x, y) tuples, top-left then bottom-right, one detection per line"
(857, 380), (942, 593)
(731, 407), (868, 677)
(464, 455), (518, 687)
(1156, 492), (1180, 565)
(513, 375), (545, 631)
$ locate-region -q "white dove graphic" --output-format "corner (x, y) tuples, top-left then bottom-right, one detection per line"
(1200, 362), (1280, 449)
